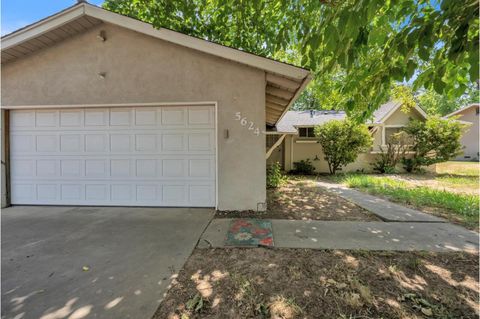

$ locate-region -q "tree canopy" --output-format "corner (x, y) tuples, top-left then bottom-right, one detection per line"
(103, 0), (479, 120)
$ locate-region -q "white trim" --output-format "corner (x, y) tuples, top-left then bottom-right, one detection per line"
(384, 124), (406, 128)
(2, 3), (309, 81)
(264, 131), (294, 135)
(290, 136), (294, 170)
(445, 104), (480, 118)
(380, 101), (428, 123)
(381, 125), (386, 145)
(295, 140), (317, 144)
(1, 101), (217, 110)
(412, 104), (428, 119)
(213, 102), (218, 210)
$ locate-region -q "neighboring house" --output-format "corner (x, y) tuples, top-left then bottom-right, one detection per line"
(445, 104), (479, 161)
(0, 2), (311, 210)
(266, 101), (428, 173)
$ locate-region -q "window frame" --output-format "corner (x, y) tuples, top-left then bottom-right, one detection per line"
(298, 126), (316, 139)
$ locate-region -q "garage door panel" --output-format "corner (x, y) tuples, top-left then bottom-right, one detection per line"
(60, 110), (83, 127)
(10, 105), (216, 207)
(10, 180), (215, 207)
(36, 110), (58, 127)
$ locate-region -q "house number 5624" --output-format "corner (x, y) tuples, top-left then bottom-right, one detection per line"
(234, 112), (261, 136)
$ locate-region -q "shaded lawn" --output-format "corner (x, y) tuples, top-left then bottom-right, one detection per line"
(154, 248), (479, 319)
(325, 174), (479, 231)
(216, 177), (379, 221)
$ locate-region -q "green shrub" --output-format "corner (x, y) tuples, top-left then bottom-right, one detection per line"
(315, 119), (372, 174)
(292, 159), (316, 175)
(402, 117), (464, 172)
(372, 132), (409, 174)
(266, 162), (286, 188)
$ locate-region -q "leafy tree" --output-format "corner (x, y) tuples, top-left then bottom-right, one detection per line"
(315, 120), (372, 174)
(402, 117), (464, 172)
(103, 0), (479, 120)
(392, 82), (480, 116)
(292, 71), (345, 111)
(417, 89), (460, 116)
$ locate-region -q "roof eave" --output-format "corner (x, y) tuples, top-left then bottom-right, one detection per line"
(2, 3), (309, 81)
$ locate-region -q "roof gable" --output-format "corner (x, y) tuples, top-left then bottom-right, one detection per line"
(445, 103), (480, 118)
(1, 2), (311, 126)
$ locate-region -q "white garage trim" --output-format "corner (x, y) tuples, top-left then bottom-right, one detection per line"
(2, 101), (218, 110)
(8, 102), (219, 208)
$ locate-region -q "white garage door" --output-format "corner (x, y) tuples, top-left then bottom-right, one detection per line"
(9, 105), (216, 207)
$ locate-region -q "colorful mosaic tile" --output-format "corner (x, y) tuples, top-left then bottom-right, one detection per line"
(225, 219), (274, 247)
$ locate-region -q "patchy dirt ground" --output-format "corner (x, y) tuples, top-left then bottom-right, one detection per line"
(153, 248), (479, 319)
(216, 178), (379, 221)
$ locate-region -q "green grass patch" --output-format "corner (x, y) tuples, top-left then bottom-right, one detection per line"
(335, 174), (479, 229)
(435, 175), (479, 188)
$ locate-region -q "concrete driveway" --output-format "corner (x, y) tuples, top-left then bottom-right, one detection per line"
(2, 206), (214, 319)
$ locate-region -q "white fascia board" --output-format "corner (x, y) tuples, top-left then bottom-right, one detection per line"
(84, 4), (309, 80)
(1, 5), (85, 50)
(413, 104), (428, 119)
(445, 104), (479, 118)
(377, 101), (402, 123)
(380, 101), (428, 124)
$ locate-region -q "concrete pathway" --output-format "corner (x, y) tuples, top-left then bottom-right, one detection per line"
(198, 219), (479, 252)
(2, 206), (214, 319)
(316, 180), (445, 222)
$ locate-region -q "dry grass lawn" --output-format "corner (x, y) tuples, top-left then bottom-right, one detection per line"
(391, 161), (479, 195)
(154, 248), (479, 319)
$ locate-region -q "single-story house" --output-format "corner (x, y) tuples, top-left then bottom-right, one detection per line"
(266, 101), (428, 173)
(445, 103), (479, 161)
(0, 2), (311, 210)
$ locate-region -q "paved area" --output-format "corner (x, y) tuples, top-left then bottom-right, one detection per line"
(2, 206), (214, 319)
(198, 219), (479, 252)
(316, 181), (445, 222)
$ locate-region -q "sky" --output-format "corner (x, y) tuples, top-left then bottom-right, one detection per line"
(1, 0), (104, 36)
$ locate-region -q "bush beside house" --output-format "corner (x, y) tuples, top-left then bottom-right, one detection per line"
(315, 120), (373, 174)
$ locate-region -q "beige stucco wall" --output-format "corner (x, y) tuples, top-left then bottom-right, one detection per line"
(283, 107), (427, 173)
(1, 23), (267, 211)
(284, 135), (378, 173)
(383, 106), (423, 126)
(455, 107), (479, 161)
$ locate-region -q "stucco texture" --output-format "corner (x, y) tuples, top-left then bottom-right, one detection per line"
(455, 107), (479, 161)
(2, 23), (267, 210)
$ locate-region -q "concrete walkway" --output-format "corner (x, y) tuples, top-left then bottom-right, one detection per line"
(198, 219), (479, 252)
(198, 181), (478, 252)
(316, 180), (445, 222)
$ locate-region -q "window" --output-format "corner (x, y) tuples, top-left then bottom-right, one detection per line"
(298, 127), (316, 138)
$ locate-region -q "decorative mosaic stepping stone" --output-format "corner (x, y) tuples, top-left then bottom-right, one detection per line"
(225, 219), (274, 247)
